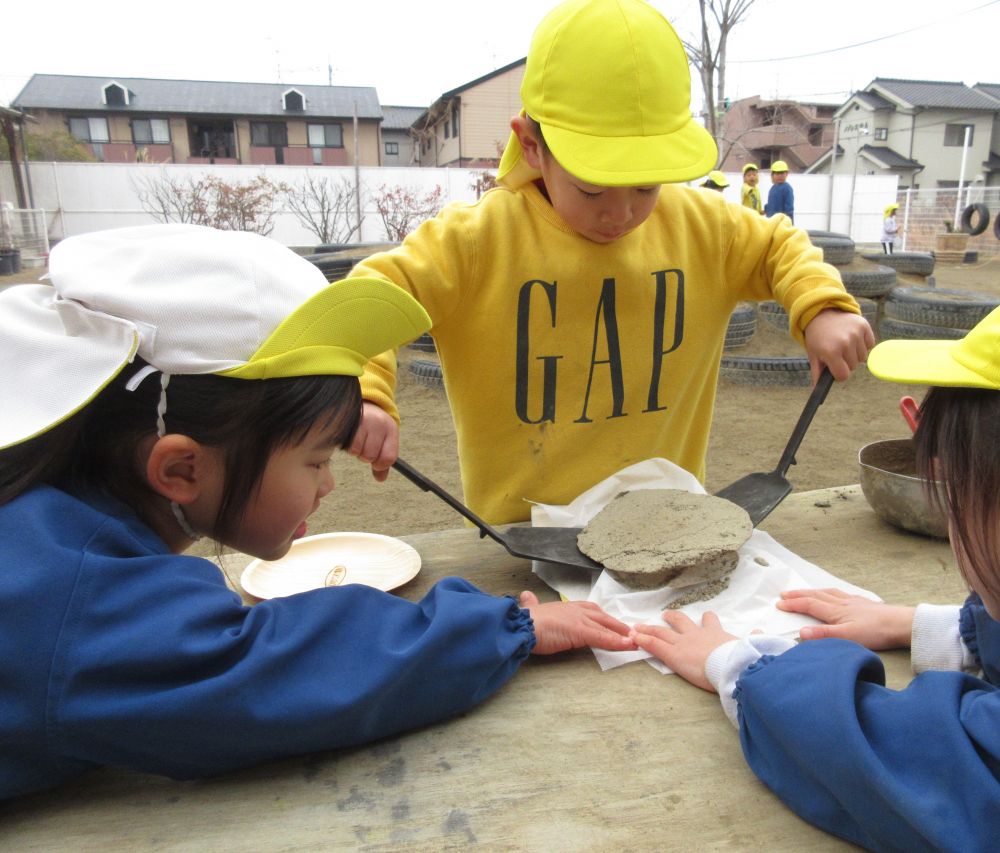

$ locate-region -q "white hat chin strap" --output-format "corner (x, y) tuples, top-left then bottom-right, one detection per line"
(126, 365), (203, 542)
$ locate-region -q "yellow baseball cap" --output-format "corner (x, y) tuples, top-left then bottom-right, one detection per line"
(497, 0), (717, 188)
(742, 163), (759, 173)
(704, 170), (729, 188)
(884, 202), (900, 216)
(867, 305), (1000, 390)
(0, 224), (431, 449)
(770, 160), (789, 173)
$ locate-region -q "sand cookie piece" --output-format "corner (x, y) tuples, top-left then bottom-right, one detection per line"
(576, 489), (753, 590)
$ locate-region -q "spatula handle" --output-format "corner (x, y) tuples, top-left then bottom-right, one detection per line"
(775, 367), (835, 477)
(391, 458), (504, 545)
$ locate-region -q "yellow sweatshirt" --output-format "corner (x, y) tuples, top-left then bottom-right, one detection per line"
(354, 182), (857, 524)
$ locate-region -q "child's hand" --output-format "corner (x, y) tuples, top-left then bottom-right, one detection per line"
(348, 402), (399, 482)
(778, 588), (915, 649)
(518, 591), (636, 655)
(803, 308), (875, 383)
(631, 611), (737, 692)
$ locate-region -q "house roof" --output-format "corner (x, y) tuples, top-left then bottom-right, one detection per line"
(440, 57), (526, 100)
(12, 74), (383, 120)
(849, 90), (895, 111)
(381, 105), (425, 131)
(858, 144), (922, 170)
(974, 83), (1000, 104)
(867, 78), (999, 111)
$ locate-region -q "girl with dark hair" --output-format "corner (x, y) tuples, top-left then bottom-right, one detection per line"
(0, 225), (634, 800)
(633, 306), (1000, 850)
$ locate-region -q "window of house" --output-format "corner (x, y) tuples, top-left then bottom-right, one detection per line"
(760, 107), (779, 127)
(69, 117), (110, 143)
(132, 118), (171, 145)
(874, 128), (888, 141)
(189, 120), (236, 159)
(451, 103), (460, 136)
(103, 83), (129, 106)
(307, 123), (343, 148)
(283, 90), (305, 111)
(808, 125), (823, 146)
(444, 119), (450, 139)
(250, 122), (288, 147)
(944, 124), (974, 146)
(385, 141), (399, 155)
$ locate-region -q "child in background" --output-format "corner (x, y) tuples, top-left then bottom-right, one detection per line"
(741, 163), (764, 214)
(881, 201), (900, 253)
(0, 224), (634, 800)
(349, 0), (873, 524)
(633, 306), (1000, 850)
(700, 170), (729, 192)
(764, 160), (794, 222)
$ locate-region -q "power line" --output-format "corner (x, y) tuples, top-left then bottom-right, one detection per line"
(731, 0), (1000, 64)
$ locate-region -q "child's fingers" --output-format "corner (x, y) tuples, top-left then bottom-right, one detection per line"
(518, 590), (540, 608)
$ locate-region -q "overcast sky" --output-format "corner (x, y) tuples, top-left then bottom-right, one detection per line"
(3, 0), (999, 113)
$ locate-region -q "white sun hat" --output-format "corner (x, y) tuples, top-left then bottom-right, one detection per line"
(0, 224), (430, 450)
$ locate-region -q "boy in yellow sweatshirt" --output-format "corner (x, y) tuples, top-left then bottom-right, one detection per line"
(350, 0), (873, 524)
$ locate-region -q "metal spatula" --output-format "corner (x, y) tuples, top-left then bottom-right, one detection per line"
(391, 458), (603, 572)
(713, 367), (835, 526)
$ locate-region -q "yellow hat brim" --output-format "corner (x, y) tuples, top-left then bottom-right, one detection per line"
(222, 276), (431, 379)
(867, 306), (1000, 390)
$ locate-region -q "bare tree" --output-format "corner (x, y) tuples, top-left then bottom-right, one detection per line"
(284, 172), (363, 245)
(131, 171), (288, 235)
(682, 0), (757, 142)
(372, 184), (444, 241)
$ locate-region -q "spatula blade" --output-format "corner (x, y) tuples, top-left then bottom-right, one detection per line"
(502, 525), (604, 571)
(714, 472), (792, 527)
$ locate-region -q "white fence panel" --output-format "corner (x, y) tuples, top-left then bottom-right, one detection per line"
(13, 162), (996, 257)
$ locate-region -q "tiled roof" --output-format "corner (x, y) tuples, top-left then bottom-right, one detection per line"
(381, 105), (426, 130)
(12, 74), (382, 119)
(868, 78), (999, 111)
(858, 144), (922, 169)
(973, 83), (1000, 103)
(851, 90), (895, 111)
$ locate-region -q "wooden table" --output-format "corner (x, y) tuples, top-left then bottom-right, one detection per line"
(0, 486), (966, 852)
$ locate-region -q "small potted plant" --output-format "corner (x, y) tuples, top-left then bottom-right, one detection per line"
(934, 218), (970, 256)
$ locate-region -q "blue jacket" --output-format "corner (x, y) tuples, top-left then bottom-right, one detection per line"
(0, 485), (535, 799)
(734, 596), (1000, 852)
(765, 182), (794, 222)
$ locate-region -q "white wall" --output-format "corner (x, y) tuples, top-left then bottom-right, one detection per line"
(3, 162), (897, 247)
(1, 162), (484, 246)
(696, 171), (899, 242)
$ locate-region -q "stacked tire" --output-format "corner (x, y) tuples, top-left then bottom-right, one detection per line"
(879, 287), (999, 341)
(720, 230), (861, 387)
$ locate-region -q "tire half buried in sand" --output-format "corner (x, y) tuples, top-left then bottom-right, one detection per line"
(576, 489), (753, 590)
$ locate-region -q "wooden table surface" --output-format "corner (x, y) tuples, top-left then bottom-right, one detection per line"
(0, 485), (966, 852)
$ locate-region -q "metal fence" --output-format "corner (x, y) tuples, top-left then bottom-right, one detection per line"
(894, 186), (1000, 257)
(0, 204), (50, 268)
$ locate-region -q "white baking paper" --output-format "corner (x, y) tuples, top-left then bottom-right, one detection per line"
(529, 458), (881, 674)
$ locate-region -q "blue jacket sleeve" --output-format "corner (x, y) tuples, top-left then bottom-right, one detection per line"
(733, 633), (1000, 852)
(55, 565), (535, 781)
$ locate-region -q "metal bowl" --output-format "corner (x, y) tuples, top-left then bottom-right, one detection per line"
(858, 438), (948, 539)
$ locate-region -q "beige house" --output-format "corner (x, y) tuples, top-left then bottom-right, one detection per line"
(380, 105), (424, 166)
(11, 74), (383, 167)
(807, 79), (1000, 189)
(413, 58), (525, 168)
(717, 96), (837, 173)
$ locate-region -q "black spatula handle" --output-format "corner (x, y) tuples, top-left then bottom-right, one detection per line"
(392, 458), (504, 544)
(775, 367), (835, 477)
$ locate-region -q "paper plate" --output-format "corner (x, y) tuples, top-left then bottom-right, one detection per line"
(241, 532), (421, 599)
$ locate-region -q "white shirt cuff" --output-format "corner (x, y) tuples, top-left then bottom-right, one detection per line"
(706, 635), (797, 726)
(911, 603), (977, 673)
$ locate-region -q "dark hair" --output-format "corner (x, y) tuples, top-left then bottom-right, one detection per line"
(0, 358), (362, 546)
(915, 386), (1000, 603)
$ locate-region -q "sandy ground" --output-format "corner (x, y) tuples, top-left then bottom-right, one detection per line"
(3, 247), (997, 554)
